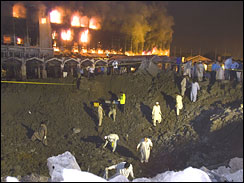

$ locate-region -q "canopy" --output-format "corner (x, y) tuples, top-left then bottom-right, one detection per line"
(186, 55), (212, 63)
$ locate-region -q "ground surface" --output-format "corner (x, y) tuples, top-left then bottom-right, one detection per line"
(1, 70), (243, 179)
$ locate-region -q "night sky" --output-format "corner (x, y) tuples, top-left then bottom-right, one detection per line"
(167, 1), (243, 58)
(1, 1), (243, 58)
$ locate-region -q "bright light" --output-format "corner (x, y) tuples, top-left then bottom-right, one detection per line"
(80, 16), (89, 27)
(82, 49), (87, 53)
(71, 13), (81, 27)
(222, 64), (225, 70)
(41, 18), (46, 24)
(80, 29), (89, 43)
(13, 3), (26, 18)
(90, 49), (96, 54)
(131, 67), (136, 72)
(52, 31), (57, 40)
(50, 9), (62, 24)
(98, 49), (103, 54)
(54, 47), (60, 52)
(61, 29), (72, 41)
(72, 48), (79, 53)
(89, 17), (101, 30)
(17, 37), (22, 44)
(203, 64), (208, 71)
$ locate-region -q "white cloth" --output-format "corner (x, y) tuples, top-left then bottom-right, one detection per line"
(98, 106), (104, 118)
(181, 78), (187, 96)
(176, 95), (183, 110)
(197, 63), (204, 81)
(152, 105), (162, 124)
(89, 67), (95, 73)
(216, 67), (225, 80)
(137, 138), (153, 162)
(183, 61), (192, 77)
(190, 82), (200, 102)
(106, 134), (119, 142)
(112, 61), (118, 69)
(107, 162), (134, 179)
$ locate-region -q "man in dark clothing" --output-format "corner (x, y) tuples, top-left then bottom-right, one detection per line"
(31, 122), (48, 146)
(76, 77), (81, 90)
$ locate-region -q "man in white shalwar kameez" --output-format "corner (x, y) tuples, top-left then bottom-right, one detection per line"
(137, 137), (153, 163)
(175, 94), (183, 116)
(190, 79), (200, 102)
(152, 102), (162, 126)
(197, 61), (204, 82)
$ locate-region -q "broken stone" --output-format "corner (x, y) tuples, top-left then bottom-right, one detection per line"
(47, 151), (81, 182)
(229, 157), (243, 173)
(72, 128), (81, 134)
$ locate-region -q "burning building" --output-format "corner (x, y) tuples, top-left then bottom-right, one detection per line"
(1, 2), (174, 57)
(1, 2), (175, 80)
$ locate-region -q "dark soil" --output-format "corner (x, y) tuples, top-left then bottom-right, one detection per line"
(1, 71), (243, 179)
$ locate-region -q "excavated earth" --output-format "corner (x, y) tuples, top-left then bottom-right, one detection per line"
(1, 70), (243, 180)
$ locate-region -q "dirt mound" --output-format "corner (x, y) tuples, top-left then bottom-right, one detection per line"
(1, 71), (243, 178)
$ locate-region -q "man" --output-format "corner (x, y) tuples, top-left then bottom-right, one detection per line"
(224, 57), (232, 80)
(183, 60), (192, 78)
(137, 137), (153, 163)
(103, 133), (119, 152)
(76, 76), (81, 90)
(104, 161), (135, 180)
(196, 61), (204, 82)
(31, 122), (48, 146)
(175, 94), (183, 116)
(98, 103), (105, 127)
(210, 61), (219, 86)
(216, 65), (225, 85)
(112, 60), (119, 74)
(181, 75), (188, 97)
(89, 65), (95, 79)
(108, 104), (116, 122)
(190, 79), (200, 102)
(176, 57), (182, 74)
(118, 91), (126, 113)
(230, 61), (239, 81)
(152, 102), (162, 126)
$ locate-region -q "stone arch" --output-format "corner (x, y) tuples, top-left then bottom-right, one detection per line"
(80, 59), (94, 67)
(45, 58), (63, 78)
(63, 58), (79, 77)
(94, 59), (108, 74)
(1, 57), (23, 80)
(26, 57), (44, 79)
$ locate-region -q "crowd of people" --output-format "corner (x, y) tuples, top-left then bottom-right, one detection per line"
(30, 56), (242, 180)
(75, 60), (136, 80)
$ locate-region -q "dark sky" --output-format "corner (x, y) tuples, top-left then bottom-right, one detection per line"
(166, 1), (243, 58)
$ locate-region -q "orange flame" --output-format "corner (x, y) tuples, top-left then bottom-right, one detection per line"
(89, 17), (101, 30)
(98, 49), (103, 54)
(82, 49), (87, 53)
(141, 47), (170, 56)
(54, 47), (60, 52)
(71, 13), (81, 27)
(41, 18), (47, 24)
(80, 16), (89, 27)
(50, 9), (62, 24)
(52, 31), (57, 40)
(13, 3), (26, 18)
(17, 37), (22, 44)
(80, 29), (89, 43)
(61, 29), (72, 41)
(72, 48), (79, 53)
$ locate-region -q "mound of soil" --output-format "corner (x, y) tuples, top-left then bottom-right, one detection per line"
(1, 71), (243, 179)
